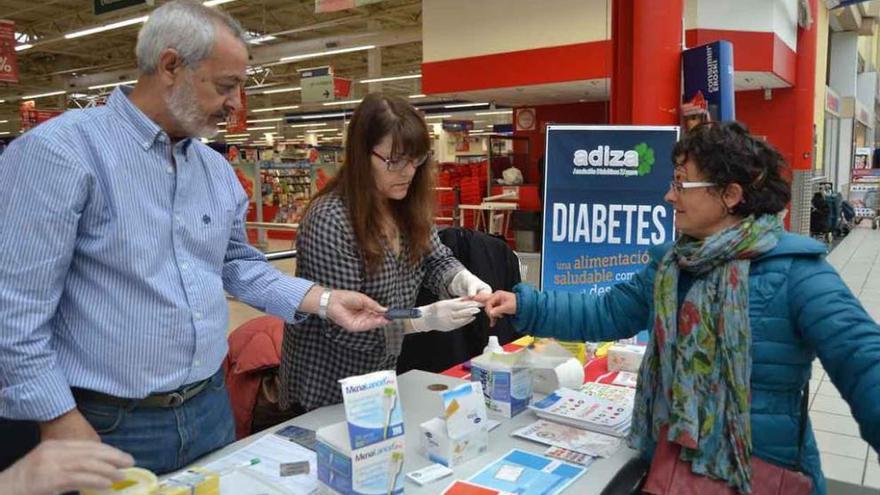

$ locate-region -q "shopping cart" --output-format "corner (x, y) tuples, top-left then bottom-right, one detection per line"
(848, 182), (880, 230)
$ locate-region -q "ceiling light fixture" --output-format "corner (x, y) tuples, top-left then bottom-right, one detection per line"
(224, 133), (251, 138)
(0, 131), (10, 136)
(15, 44), (33, 52)
(279, 45), (375, 63)
(322, 99), (361, 106)
(88, 79), (138, 90)
(261, 87), (301, 94)
(252, 105), (300, 113)
(21, 90), (66, 100)
(444, 102), (489, 109)
(425, 114), (452, 119)
(289, 122), (327, 128)
(0, 120), (7, 124)
(248, 35), (277, 45)
(247, 126), (276, 131)
(305, 129), (338, 133)
(246, 117), (283, 124)
(297, 112), (347, 119)
(359, 74), (421, 84)
(62, 1), (237, 41)
(65, 16), (148, 40)
(408, 94), (426, 99)
(475, 110), (512, 116)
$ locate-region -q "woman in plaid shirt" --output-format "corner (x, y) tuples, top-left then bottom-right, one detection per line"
(279, 93), (492, 412)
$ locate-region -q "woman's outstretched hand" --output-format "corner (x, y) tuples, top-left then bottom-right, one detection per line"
(472, 290), (517, 327)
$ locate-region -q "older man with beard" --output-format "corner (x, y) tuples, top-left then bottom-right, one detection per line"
(0, 0), (389, 474)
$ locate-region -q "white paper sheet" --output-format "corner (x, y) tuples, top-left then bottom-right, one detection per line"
(203, 433), (318, 495)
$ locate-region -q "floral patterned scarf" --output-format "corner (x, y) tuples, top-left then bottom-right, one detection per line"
(629, 215), (783, 493)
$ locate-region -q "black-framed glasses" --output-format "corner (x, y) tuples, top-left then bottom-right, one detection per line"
(371, 150), (432, 172)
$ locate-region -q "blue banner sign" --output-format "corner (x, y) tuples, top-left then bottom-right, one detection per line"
(541, 126), (679, 295)
(682, 41), (735, 123)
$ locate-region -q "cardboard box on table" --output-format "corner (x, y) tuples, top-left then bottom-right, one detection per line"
(316, 371), (406, 495)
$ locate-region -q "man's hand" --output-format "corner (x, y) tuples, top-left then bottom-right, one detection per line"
(0, 439), (134, 495)
(39, 409), (100, 443)
(326, 289), (389, 332)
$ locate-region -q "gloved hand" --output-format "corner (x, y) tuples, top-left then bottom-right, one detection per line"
(409, 298), (483, 333)
(448, 269), (492, 297)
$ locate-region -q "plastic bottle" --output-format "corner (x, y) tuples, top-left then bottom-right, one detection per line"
(483, 336), (503, 355)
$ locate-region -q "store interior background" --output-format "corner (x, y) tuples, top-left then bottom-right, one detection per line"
(1, 0), (880, 492)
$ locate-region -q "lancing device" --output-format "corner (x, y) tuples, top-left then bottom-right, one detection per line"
(384, 308), (422, 320)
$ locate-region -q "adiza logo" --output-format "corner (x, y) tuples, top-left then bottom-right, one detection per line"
(572, 142), (655, 177)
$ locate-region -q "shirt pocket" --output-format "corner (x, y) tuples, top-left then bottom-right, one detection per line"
(188, 207), (234, 269)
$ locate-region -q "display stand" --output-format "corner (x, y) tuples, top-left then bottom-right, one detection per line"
(259, 160), (311, 242)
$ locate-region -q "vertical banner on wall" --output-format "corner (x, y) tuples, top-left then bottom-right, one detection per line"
(682, 41), (735, 125)
(541, 126), (679, 296)
(0, 20), (20, 83)
(226, 87), (248, 133)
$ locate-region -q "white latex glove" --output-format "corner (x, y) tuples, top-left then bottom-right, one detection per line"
(410, 298), (483, 333)
(448, 269), (492, 297)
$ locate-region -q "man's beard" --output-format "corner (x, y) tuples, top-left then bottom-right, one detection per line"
(166, 76), (224, 139)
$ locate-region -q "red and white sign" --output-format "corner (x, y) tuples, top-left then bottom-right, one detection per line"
(825, 89), (840, 115)
(0, 20), (20, 83)
(333, 77), (352, 98)
(226, 87), (248, 133)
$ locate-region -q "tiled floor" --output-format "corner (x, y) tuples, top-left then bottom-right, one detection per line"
(811, 225), (880, 492)
(225, 227), (880, 492)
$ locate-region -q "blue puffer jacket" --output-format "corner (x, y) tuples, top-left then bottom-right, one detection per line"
(514, 233), (880, 495)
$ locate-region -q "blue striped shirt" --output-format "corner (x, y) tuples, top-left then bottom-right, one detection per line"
(0, 87), (313, 421)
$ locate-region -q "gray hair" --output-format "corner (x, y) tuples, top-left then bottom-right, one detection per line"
(136, 0), (248, 74)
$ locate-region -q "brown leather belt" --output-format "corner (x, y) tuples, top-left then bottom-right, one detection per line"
(72, 376), (213, 409)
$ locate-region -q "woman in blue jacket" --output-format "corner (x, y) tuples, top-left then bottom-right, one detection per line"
(482, 122), (880, 494)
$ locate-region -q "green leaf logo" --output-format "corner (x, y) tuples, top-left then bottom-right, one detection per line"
(634, 142), (655, 176)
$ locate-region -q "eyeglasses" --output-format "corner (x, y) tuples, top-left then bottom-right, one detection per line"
(669, 180), (716, 193)
(371, 150), (432, 172)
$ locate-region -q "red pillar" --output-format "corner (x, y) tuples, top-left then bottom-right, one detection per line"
(611, 0), (684, 125)
(792, 0), (818, 172)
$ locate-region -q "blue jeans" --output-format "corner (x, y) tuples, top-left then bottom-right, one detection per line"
(77, 370), (235, 474)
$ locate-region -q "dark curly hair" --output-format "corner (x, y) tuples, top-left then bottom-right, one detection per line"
(672, 121), (790, 217)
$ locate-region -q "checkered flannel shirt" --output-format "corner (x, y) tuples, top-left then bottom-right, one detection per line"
(279, 193), (463, 411)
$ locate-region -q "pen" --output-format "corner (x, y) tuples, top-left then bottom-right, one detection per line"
(218, 457), (261, 475)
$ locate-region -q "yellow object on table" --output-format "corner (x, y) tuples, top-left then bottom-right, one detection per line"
(530, 337), (589, 364)
(594, 342), (614, 358)
(82, 468), (158, 495)
(157, 467), (219, 495)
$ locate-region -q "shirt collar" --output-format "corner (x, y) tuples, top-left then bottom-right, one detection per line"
(108, 86), (194, 151)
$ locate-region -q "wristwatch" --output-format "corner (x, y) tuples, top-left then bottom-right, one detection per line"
(318, 288), (332, 319)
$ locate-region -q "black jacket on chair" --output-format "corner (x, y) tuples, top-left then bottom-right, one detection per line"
(396, 227), (522, 374)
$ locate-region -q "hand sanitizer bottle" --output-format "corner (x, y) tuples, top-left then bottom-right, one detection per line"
(483, 336), (502, 355)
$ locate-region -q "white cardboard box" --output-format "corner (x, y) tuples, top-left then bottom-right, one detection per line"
(419, 417), (488, 467)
